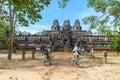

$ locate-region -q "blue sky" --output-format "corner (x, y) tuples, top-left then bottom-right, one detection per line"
(17, 0), (101, 34)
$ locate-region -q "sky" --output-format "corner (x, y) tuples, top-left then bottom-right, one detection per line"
(17, 0), (101, 34)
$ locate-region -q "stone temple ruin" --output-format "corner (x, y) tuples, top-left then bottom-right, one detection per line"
(16, 19), (114, 51)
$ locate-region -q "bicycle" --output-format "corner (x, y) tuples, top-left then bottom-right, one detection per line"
(69, 55), (83, 68)
(42, 55), (54, 66)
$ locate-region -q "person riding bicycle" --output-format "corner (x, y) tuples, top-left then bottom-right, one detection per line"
(44, 45), (51, 62)
(72, 43), (81, 60)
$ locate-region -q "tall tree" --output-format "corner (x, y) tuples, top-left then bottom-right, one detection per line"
(109, 22), (120, 54)
(82, 0), (120, 35)
(0, 0), (69, 60)
(82, 0), (120, 53)
(0, 0), (50, 60)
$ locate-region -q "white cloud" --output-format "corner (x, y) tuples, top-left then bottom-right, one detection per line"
(16, 24), (51, 34)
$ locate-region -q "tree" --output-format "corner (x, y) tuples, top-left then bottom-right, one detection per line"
(0, 0), (51, 60)
(0, 0), (69, 60)
(109, 22), (120, 55)
(0, 20), (10, 47)
(0, 20), (19, 51)
(110, 35), (120, 55)
(82, 0), (120, 53)
(82, 0), (120, 34)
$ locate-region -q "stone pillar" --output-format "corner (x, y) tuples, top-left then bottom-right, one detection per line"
(102, 51), (107, 63)
(32, 50), (35, 59)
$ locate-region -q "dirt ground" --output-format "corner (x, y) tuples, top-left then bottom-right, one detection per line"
(0, 50), (120, 80)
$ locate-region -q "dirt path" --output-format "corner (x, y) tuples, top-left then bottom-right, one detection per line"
(0, 51), (120, 80)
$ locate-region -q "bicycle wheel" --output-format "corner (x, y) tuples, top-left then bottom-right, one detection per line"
(50, 56), (54, 62)
(69, 57), (74, 66)
(78, 58), (84, 68)
(43, 60), (48, 66)
(42, 56), (51, 66)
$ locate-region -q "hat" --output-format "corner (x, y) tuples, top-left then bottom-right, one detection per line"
(47, 45), (50, 48)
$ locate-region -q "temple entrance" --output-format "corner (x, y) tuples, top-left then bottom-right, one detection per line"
(64, 39), (68, 47)
(64, 39), (67, 42)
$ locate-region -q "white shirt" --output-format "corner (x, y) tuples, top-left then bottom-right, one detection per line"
(73, 46), (80, 56)
(91, 48), (94, 53)
(47, 48), (50, 53)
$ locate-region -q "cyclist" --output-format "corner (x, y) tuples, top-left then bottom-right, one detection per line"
(44, 45), (51, 64)
(72, 43), (81, 60)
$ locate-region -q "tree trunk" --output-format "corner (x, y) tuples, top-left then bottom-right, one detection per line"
(8, 33), (13, 60)
(32, 50), (35, 59)
(8, 0), (14, 60)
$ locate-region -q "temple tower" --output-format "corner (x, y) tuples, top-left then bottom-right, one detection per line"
(51, 19), (60, 31)
(73, 19), (82, 31)
(62, 20), (71, 30)
(60, 20), (72, 49)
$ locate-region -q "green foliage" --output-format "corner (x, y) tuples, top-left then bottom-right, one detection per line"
(13, 38), (19, 47)
(82, 0), (120, 51)
(82, 0), (120, 35)
(110, 35), (120, 51)
(0, 20), (10, 45)
(0, 0), (68, 59)
(87, 0), (120, 20)
(109, 21), (120, 45)
(0, 20), (19, 47)
(113, 22), (120, 33)
(0, 0), (68, 27)
(87, 0), (108, 13)
(58, 0), (69, 8)
(82, 15), (98, 29)
(114, 22), (120, 27)
(0, 0), (51, 27)
(115, 35), (120, 42)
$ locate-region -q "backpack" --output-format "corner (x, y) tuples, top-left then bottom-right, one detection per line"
(44, 49), (49, 55)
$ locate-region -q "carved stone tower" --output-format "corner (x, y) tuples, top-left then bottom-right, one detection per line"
(60, 20), (72, 49)
(51, 19), (60, 31)
(62, 20), (71, 30)
(73, 19), (82, 31)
